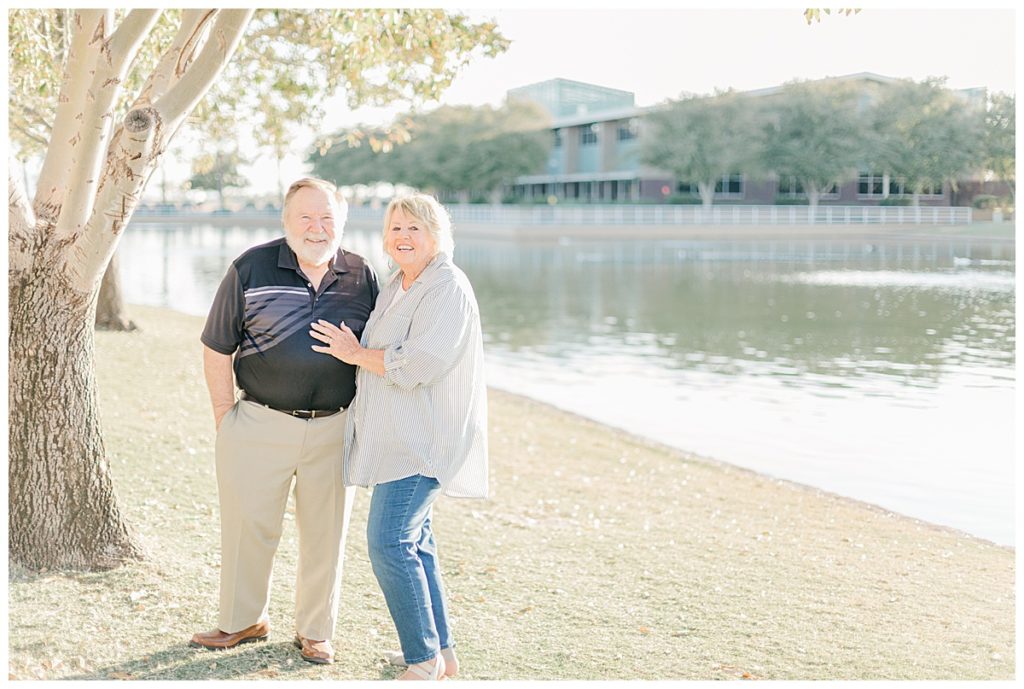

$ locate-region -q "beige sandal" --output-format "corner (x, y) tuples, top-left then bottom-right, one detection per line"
(386, 648), (459, 677)
(399, 654), (445, 680)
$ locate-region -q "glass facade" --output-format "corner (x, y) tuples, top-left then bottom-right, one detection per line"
(507, 78), (635, 119)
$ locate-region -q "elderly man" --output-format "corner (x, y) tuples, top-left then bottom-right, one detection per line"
(190, 177), (378, 665)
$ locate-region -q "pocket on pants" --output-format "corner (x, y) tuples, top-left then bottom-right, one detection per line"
(214, 402), (240, 460)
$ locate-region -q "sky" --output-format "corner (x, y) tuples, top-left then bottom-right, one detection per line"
(143, 5), (1017, 200)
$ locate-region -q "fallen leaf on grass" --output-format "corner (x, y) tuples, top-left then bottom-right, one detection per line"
(639, 626), (652, 635)
(109, 672), (134, 680)
(515, 605), (534, 616)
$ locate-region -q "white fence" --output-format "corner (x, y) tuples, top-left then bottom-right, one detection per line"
(348, 203), (973, 226)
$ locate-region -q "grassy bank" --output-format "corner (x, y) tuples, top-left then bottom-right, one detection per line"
(8, 306), (1015, 680)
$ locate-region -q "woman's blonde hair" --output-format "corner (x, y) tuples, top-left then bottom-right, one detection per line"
(382, 193), (454, 258)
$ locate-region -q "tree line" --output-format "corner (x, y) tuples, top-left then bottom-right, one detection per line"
(308, 77), (1014, 214)
(308, 100), (553, 204)
(641, 77), (1014, 213)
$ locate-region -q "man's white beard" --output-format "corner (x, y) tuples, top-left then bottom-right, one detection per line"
(286, 232), (342, 266)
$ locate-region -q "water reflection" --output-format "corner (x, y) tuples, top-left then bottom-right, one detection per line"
(118, 223), (1015, 545)
(463, 239), (1014, 394)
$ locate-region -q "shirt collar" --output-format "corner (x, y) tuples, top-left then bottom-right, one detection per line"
(278, 240), (350, 274)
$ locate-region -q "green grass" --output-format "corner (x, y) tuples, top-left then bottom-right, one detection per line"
(8, 305), (1015, 680)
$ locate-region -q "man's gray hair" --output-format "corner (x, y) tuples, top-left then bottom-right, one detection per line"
(282, 177), (348, 224)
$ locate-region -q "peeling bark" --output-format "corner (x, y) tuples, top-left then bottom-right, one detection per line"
(9, 8), (254, 571)
(9, 246), (143, 570)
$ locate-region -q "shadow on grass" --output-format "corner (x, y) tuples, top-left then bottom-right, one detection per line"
(60, 640), (403, 681)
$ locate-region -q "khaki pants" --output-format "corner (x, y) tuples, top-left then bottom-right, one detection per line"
(215, 399), (354, 639)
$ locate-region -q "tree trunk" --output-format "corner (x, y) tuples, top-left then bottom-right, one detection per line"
(698, 181), (714, 208)
(807, 194), (820, 222)
(9, 256), (144, 570)
(95, 250), (138, 332)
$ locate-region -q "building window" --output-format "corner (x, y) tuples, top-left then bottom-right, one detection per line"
(553, 129), (562, 148)
(715, 173), (745, 197)
(858, 173), (884, 196)
(778, 176), (804, 198)
(617, 119), (638, 141)
(919, 181), (944, 197)
(779, 176), (838, 199)
(580, 123), (598, 145)
(859, 172), (944, 198)
(676, 181), (699, 195)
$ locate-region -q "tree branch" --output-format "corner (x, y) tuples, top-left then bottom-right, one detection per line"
(67, 9), (255, 292)
(33, 9), (110, 224)
(9, 156), (38, 275)
(12, 104), (54, 135)
(108, 8), (162, 58)
(53, 9), (161, 243)
(136, 10), (215, 106)
(156, 9), (254, 124)
(9, 120), (51, 148)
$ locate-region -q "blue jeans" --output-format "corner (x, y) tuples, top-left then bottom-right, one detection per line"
(367, 474), (453, 664)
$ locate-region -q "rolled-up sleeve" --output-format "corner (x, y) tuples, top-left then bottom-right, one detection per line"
(383, 280), (475, 390)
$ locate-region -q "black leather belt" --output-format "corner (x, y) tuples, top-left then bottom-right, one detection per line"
(241, 392), (345, 419)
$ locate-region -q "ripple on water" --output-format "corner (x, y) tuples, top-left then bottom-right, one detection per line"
(782, 269), (1015, 292)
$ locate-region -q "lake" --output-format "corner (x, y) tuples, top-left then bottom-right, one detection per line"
(117, 222), (1016, 546)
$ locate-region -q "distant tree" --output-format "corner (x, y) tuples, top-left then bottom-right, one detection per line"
(757, 80), (866, 215)
(641, 90), (756, 207)
(311, 100), (551, 202)
(870, 78), (983, 206)
(463, 126), (551, 202)
(982, 92), (1015, 204)
(7, 8), (508, 572)
(187, 150), (250, 209)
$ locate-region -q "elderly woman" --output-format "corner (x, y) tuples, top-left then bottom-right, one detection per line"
(309, 193), (487, 680)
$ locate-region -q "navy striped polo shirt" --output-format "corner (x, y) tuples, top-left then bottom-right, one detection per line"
(201, 238), (379, 411)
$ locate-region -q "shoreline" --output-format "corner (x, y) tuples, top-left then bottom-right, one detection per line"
(484, 382), (1013, 552)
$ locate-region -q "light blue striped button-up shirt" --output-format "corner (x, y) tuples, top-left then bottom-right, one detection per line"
(343, 252), (489, 498)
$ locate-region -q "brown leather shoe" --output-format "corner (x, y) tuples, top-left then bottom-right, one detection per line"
(189, 619), (270, 650)
(293, 634), (334, 664)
